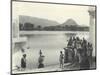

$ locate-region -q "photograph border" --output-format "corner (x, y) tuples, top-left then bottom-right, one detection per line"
(11, 0), (97, 75)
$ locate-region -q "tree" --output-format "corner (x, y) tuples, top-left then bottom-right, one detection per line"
(37, 25), (42, 30)
(24, 22), (34, 30)
(19, 23), (24, 30)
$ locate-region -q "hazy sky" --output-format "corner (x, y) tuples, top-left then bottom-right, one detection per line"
(12, 1), (91, 26)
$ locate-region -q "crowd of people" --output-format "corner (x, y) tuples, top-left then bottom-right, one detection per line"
(66, 36), (93, 70)
(18, 36), (93, 71)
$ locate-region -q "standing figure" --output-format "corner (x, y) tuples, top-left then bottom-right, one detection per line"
(67, 37), (73, 47)
(59, 51), (64, 69)
(87, 43), (93, 67)
(38, 50), (45, 68)
(21, 54), (27, 71)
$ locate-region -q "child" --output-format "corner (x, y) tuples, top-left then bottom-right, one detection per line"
(59, 51), (64, 69)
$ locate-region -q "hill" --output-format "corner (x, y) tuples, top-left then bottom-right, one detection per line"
(62, 18), (79, 27)
(19, 15), (60, 27)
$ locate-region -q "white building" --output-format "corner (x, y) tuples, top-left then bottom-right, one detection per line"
(12, 16), (27, 53)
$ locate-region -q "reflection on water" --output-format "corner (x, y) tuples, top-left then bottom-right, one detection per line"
(13, 31), (89, 70)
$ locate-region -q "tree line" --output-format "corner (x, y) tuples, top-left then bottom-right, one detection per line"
(19, 22), (89, 31)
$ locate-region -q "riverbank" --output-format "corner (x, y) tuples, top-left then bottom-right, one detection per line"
(12, 62), (75, 74)
(19, 31), (89, 35)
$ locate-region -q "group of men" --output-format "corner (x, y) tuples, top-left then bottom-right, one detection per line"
(64, 36), (93, 69)
(20, 36), (93, 71)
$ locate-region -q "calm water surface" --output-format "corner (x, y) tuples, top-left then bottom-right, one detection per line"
(13, 31), (89, 70)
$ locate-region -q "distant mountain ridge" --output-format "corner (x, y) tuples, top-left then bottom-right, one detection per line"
(19, 15), (89, 31)
(19, 15), (60, 27)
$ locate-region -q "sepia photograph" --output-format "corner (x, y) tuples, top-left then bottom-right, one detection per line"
(11, 1), (96, 74)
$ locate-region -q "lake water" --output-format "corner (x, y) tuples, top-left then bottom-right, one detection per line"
(12, 31), (89, 70)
